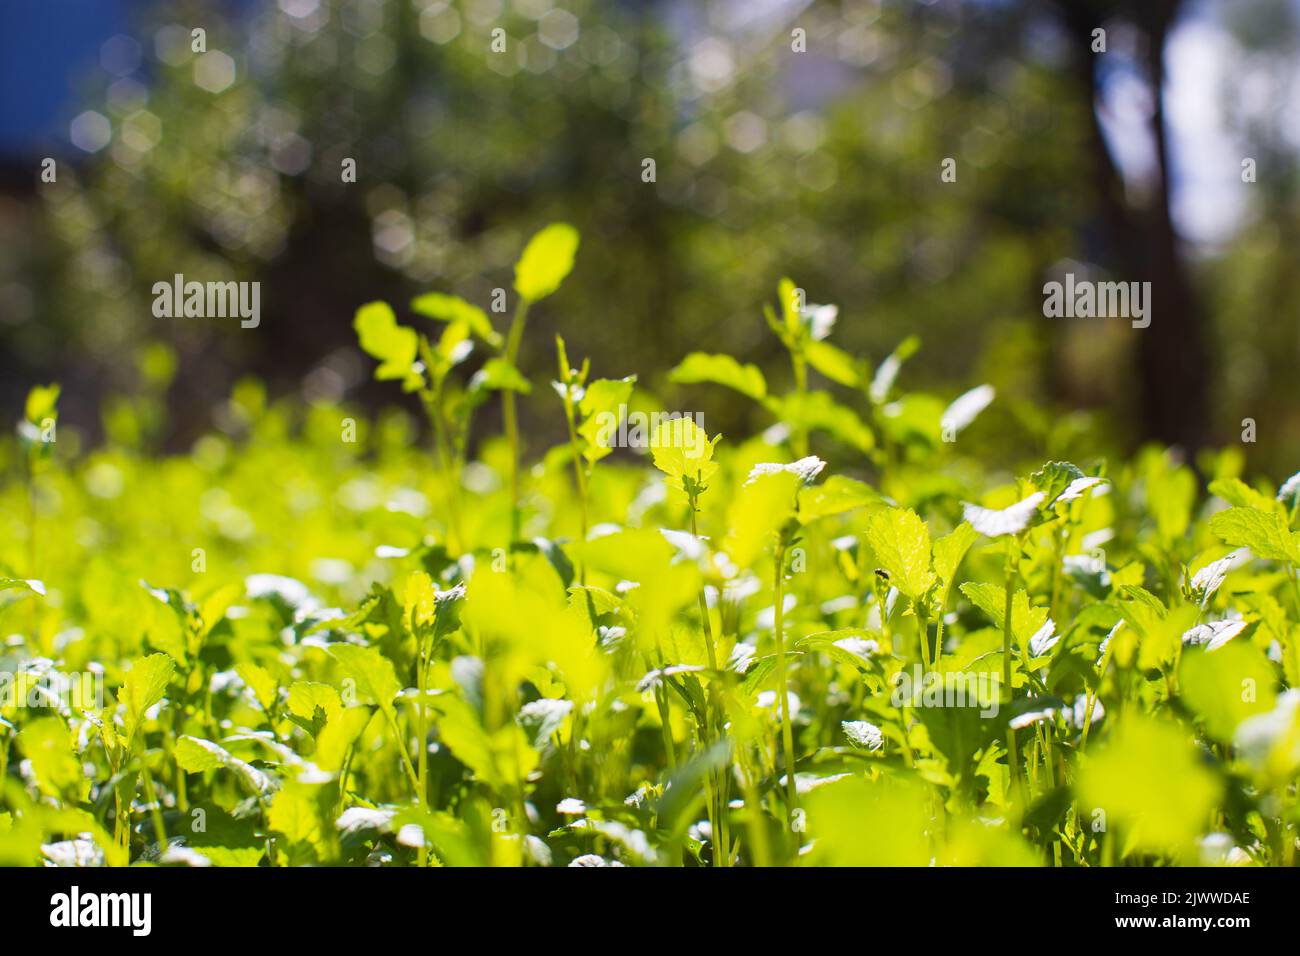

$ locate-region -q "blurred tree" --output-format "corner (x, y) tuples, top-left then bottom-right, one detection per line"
(3, 0), (1296, 474)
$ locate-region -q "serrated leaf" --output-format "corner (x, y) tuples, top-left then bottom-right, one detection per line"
(650, 417), (719, 495)
(328, 643), (401, 720)
(864, 508), (934, 600)
(287, 681), (343, 729)
(119, 654), (174, 742)
(174, 735), (272, 795)
(1210, 507), (1299, 564)
(797, 475), (882, 523)
(1030, 461), (1085, 504)
(1208, 477), (1280, 514)
(933, 523), (979, 588)
(236, 662), (278, 712)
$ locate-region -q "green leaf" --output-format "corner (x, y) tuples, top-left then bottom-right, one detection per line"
(724, 470), (800, 569)
(1208, 477), (1280, 514)
(1180, 641), (1276, 742)
(864, 508), (934, 600)
(287, 681), (343, 728)
(514, 223), (580, 302)
(119, 653), (175, 742)
(803, 340), (860, 388)
(354, 301), (421, 390)
(933, 522), (979, 588)
(576, 376), (636, 462)
(236, 662), (279, 712)
(959, 583), (1048, 647)
(797, 475), (882, 524)
(328, 643), (402, 720)
(669, 352), (767, 403)
(24, 384), (60, 426)
(1142, 454), (1196, 541)
(19, 717), (87, 801)
(410, 292), (502, 349)
(650, 417), (720, 496)
(471, 357), (532, 394)
(1077, 715), (1220, 858)
(1030, 461), (1085, 504)
(0, 578), (45, 597)
(1210, 507), (1300, 564)
(174, 735), (273, 795)
(778, 391), (874, 452)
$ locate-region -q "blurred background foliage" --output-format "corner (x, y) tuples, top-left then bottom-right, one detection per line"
(1, 0), (1299, 476)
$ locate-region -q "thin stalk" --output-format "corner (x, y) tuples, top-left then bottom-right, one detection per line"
(933, 608), (946, 668)
(139, 752), (168, 850)
(1003, 540), (1025, 806)
(415, 634), (433, 867)
(917, 604), (932, 672)
(791, 352), (809, 458)
(385, 710), (422, 797)
(736, 744), (773, 868)
(687, 504), (727, 866)
(560, 383), (589, 583)
(502, 300), (532, 543)
(773, 542), (798, 840)
(335, 744), (356, 819)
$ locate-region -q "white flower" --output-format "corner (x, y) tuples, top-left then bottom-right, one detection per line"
(336, 807), (395, 834)
(745, 456), (826, 486)
(1055, 476), (1106, 503)
(1009, 707), (1058, 730)
(833, 636), (879, 659)
(569, 854), (624, 867)
(841, 720), (883, 751)
(1277, 470), (1300, 508)
(556, 798), (587, 815)
(801, 303), (838, 341)
(1189, 549), (1249, 604)
(963, 492), (1045, 538)
(1028, 619), (1059, 658)
(941, 385), (994, 435)
(1234, 689), (1300, 769)
(1182, 619), (1248, 651)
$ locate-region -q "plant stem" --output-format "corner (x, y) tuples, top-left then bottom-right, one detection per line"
(502, 300), (531, 544)
(139, 752), (168, 850)
(791, 352), (809, 458)
(561, 383), (589, 583)
(687, 502), (728, 866)
(773, 541), (798, 843)
(1003, 539), (1024, 805)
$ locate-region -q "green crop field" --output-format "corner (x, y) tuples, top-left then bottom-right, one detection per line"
(1, 224), (1296, 868)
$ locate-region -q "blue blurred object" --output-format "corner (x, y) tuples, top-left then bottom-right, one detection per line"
(0, 0), (130, 156)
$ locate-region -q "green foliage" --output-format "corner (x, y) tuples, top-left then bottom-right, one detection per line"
(1, 235), (1296, 869)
